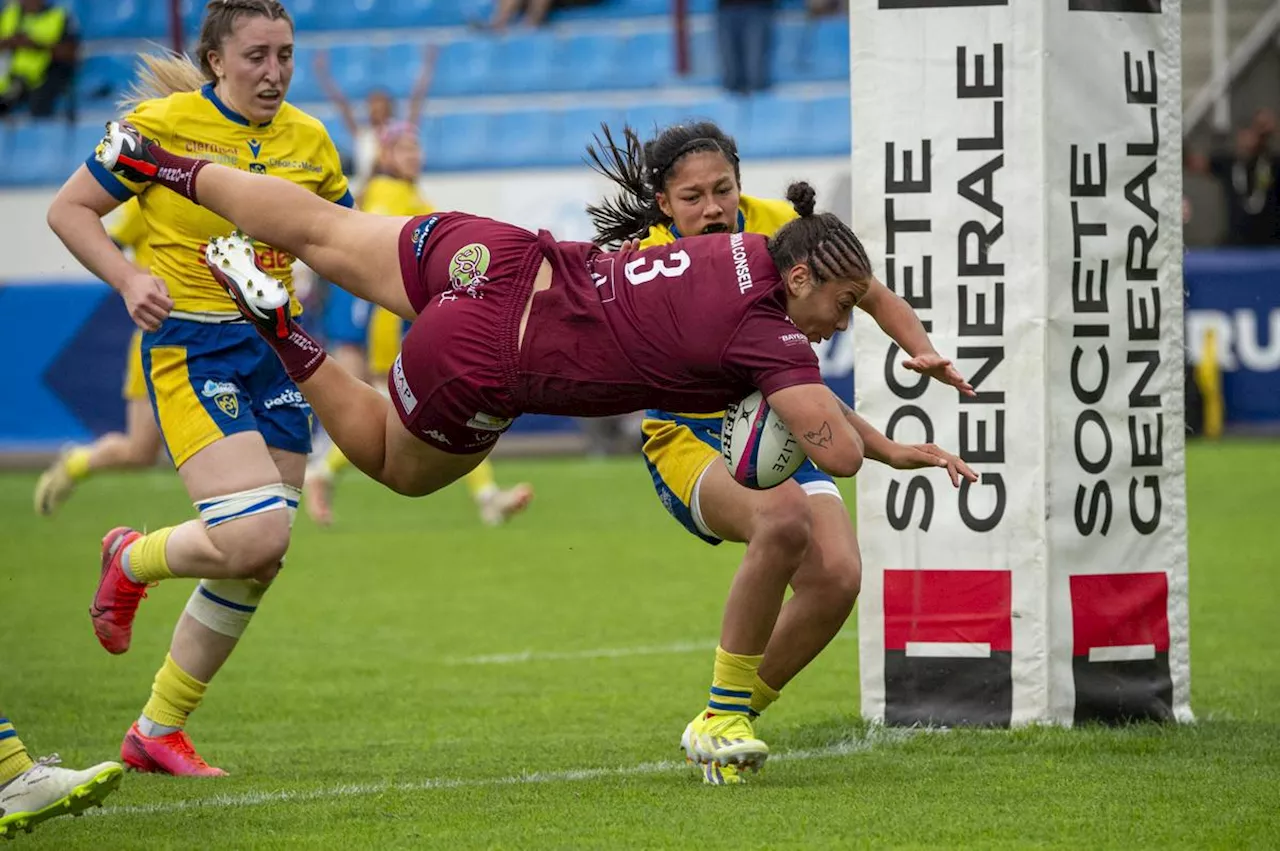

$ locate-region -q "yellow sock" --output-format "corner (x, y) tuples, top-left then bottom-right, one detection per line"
(750, 672), (781, 716)
(64, 446), (92, 481)
(0, 717), (34, 784)
(464, 460), (497, 501)
(125, 526), (176, 583)
(141, 654), (208, 730)
(708, 646), (764, 716)
(324, 443), (349, 476)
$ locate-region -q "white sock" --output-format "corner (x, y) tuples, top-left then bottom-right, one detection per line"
(137, 714), (181, 738)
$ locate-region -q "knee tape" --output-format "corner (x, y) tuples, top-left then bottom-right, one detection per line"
(184, 578), (269, 638)
(195, 483), (298, 529)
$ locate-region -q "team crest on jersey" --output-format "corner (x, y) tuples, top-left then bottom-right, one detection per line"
(447, 243), (491, 299)
(201, 380), (240, 419)
(249, 162), (267, 174)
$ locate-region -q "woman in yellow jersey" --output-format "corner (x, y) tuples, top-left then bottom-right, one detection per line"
(34, 197), (164, 516)
(305, 121), (533, 527)
(587, 121), (975, 784)
(46, 0), (352, 777)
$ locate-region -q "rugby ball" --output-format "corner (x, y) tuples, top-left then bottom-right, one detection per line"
(721, 391), (807, 489)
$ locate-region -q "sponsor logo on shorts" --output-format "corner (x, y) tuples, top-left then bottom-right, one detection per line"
(201, 379), (240, 419)
(444, 242), (491, 303)
(411, 215), (440, 260)
(263, 388), (308, 410)
(392, 355), (418, 413)
(423, 429), (451, 445)
(465, 432), (501, 449)
(466, 411), (512, 432)
(779, 332), (809, 346)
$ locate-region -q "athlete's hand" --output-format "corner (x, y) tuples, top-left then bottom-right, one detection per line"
(902, 353), (976, 397)
(618, 239), (640, 252)
(886, 443), (977, 487)
(122, 272), (173, 331)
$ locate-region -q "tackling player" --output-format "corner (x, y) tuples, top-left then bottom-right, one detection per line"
(587, 121), (974, 783)
(92, 120), (976, 775)
(46, 0), (352, 776)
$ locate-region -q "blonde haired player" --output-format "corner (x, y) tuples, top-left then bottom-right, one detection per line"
(587, 122), (974, 784)
(34, 197), (164, 516)
(46, 0), (352, 776)
(305, 120), (532, 527)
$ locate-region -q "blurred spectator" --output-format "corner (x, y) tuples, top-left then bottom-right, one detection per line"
(1183, 147), (1227, 248)
(0, 0), (78, 118)
(313, 44), (438, 193)
(1210, 119), (1280, 246)
(477, 0), (602, 32)
(806, 0), (848, 15)
(718, 0), (775, 96)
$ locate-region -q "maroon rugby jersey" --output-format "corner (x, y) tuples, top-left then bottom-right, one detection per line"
(517, 231), (822, 417)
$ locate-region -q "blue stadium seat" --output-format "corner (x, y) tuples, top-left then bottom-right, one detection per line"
(427, 111), (492, 171)
(325, 44), (381, 100)
(288, 43), (324, 104)
(487, 32), (557, 95)
(682, 98), (747, 140)
(78, 0), (160, 41)
(383, 0), (493, 28)
(375, 41), (430, 100)
(681, 28), (720, 88)
(558, 105), (626, 167)
(550, 33), (624, 93)
(486, 110), (557, 168)
(736, 93), (807, 159)
(772, 18), (849, 84)
(431, 38), (502, 98)
(618, 30), (674, 91)
(74, 52), (137, 109)
(70, 119), (108, 167)
(806, 95), (851, 156)
(2, 123), (69, 187)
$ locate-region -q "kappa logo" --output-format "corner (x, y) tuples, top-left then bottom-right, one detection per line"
(466, 411), (512, 432)
(423, 429), (451, 445)
(201, 379), (240, 419)
(447, 243), (491, 299)
(392, 355), (418, 413)
(411, 215), (440, 260)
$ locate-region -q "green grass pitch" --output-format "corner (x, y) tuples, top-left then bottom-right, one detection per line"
(1, 442), (1277, 848)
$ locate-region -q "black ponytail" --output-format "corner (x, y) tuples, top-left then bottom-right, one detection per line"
(769, 182), (873, 285)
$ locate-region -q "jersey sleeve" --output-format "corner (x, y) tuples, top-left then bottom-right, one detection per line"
(85, 99), (169, 202)
(314, 129), (354, 208)
(720, 310), (823, 398)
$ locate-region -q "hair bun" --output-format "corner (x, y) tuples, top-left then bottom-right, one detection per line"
(785, 181), (817, 217)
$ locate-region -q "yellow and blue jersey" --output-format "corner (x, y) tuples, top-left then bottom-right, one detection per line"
(83, 83), (352, 467)
(86, 83), (353, 317)
(639, 194), (837, 544)
(325, 173), (433, 375)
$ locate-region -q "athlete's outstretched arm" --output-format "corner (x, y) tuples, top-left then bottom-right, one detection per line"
(858, 277), (975, 396)
(830, 393), (977, 487)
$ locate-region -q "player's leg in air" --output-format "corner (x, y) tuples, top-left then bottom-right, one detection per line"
(0, 714), (123, 838)
(34, 330), (163, 516)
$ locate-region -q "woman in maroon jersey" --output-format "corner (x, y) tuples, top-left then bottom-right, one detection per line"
(92, 120), (975, 769)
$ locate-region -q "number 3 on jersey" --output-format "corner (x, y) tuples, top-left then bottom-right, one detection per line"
(624, 250), (690, 285)
(596, 249), (692, 303)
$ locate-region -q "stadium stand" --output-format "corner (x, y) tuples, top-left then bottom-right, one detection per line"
(0, 0), (850, 185)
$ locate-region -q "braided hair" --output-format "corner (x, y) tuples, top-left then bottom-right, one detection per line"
(769, 182), (874, 286)
(585, 120), (742, 248)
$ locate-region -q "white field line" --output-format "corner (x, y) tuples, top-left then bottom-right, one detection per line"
(444, 632), (856, 666)
(93, 728), (914, 819)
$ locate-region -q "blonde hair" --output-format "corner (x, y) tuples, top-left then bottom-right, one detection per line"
(119, 1), (293, 110)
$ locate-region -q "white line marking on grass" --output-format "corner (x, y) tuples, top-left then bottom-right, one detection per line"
(445, 632), (855, 666)
(92, 727), (911, 820)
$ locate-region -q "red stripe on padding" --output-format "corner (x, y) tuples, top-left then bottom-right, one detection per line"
(1070, 572), (1169, 656)
(883, 570), (1012, 653)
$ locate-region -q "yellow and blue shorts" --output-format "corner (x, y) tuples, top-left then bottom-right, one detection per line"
(641, 409), (841, 545)
(141, 318), (313, 468)
(323, 285), (407, 377)
(123, 329), (148, 401)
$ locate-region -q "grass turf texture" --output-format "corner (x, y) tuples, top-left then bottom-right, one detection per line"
(1, 442), (1277, 848)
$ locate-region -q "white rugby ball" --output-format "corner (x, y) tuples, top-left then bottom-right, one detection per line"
(721, 391), (807, 489)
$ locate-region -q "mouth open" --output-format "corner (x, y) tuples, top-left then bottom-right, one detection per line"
(700, 223), (730, 235)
